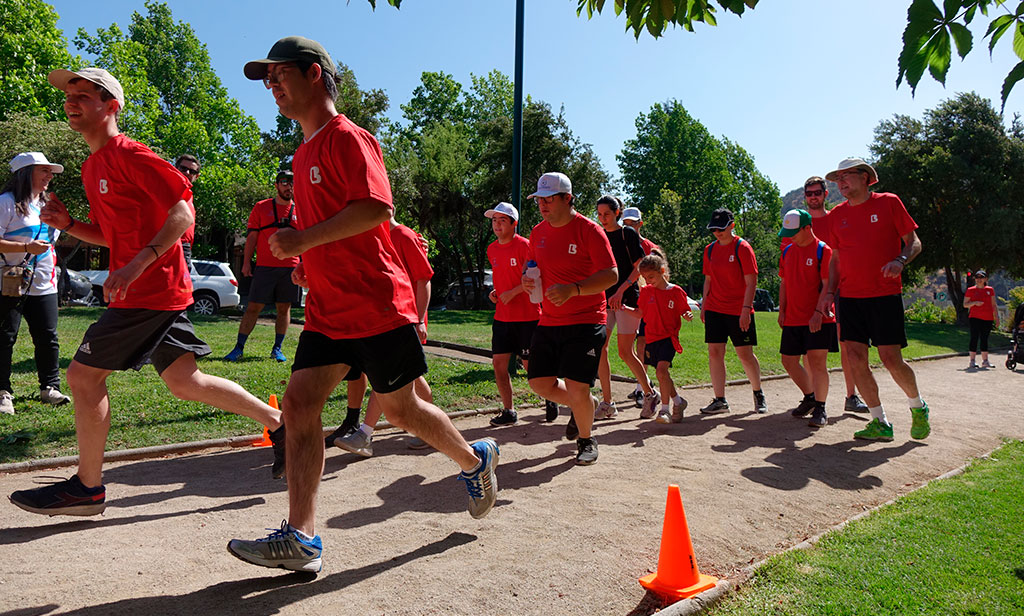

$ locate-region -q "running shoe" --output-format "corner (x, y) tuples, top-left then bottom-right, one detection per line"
(39, 386), (70, 406)
(671, 397), (687, 422)
(0, 391), (13, 415)
(544, 400), (559, 422)
(334, 428), (373, 457)
(269, 424), (286, 479)
(844, 394), (869, 413)
(10, 475), (106, 516)
(808, 405), (827, 428)
(753, 390), (768, 414)
(594, 400), (618, 420)
(565, 413), (579, 441)
(227, 520), (323, 572)
(224, 347), (244, 362)
(700, 398), (730, 415)
(407, 436), (432, 450)
(791, 395), (816, 418)
(967, 361), (978, 370)
(324, 425), (349, 450)
(640, 391), (661, 419)
(854, 418), (894, 441)
(910, 402), (931, 440)
(489, 409), (518, 427)
(270, 347), (287, 363)
(575, 437), (598, 465)
(626, 388), (642, 402)
(981, 360), (993, 369)
(459, 438), (499, 519)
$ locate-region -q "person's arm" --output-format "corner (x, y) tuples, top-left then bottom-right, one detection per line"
(738, 273), (757, 331)
(545, 267), (618, 307)
(609, 256), (644, 309)
(498, 283), (525, 304)
(817, 247), (840, 316)
(40, 192), (107, 247)
(991, 292), (1000, 328)
(700, 275), (711, 323)
(777, 279), (787, 328)
(882, 229), (922, 278)
(241, 232), (258, 277)
(269, 198), (391, 259)
(104, 200), (193, 302)
(413, 278), (430, 342)
(0, 239), (49, 255)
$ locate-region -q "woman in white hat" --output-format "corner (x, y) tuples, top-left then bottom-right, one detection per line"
(0, 152), (71, 415)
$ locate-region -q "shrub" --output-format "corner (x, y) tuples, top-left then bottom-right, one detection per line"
(904, 298), (956, 324)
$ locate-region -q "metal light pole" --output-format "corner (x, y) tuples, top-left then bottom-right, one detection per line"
(512, 0), (524, 208)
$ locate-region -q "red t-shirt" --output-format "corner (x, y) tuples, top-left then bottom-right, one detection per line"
(701, 237), (758, 316)
(81, 134), (193, 310)
(780, 240), (835, 327)
(488, 235), (541, 323)
(247, 198), (300, 268)
(638, 283), (691, 352)
(640, 237), (659, 256)
(826, 193), (918, 299)
(528, 212), (616, 326)
(292, 114), (417, 339)
(811, 212), (830, 246)
(390, 224), (433, 283)
(964, 286), (995, 321)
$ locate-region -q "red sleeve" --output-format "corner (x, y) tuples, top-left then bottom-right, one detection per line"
(394, 227), (433, 282)
(130, 145), (192, 212)
(890, 195), (918, 236)
(246, 202), (262, 232)
(702, 244), (711, 276)
(739, 240), (759, 275)
(638, 285), (652, 317)
(673, 286), (689, 314)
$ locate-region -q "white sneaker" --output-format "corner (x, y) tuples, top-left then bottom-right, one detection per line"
(655, 409), (672, 424)
(0, 391), (13, 415)
(40, 386), (71, 406)
(594, 400), (618, 420)
(640, 391), (661, 418)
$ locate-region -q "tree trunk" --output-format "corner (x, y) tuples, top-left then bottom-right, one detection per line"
(945, 266), (968, 324)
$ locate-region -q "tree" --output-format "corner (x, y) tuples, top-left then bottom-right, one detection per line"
(0, 0), (81, 121)
(871, 91), (1024, 322)
(0, 112), (91, 216)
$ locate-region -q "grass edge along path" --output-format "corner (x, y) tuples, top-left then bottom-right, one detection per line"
(692, 439), (1024, 616)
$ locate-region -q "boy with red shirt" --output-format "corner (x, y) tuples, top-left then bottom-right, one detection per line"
(698, 208), (767, 415)
(225, 170), (301, 363)
(483, 202), (557, 426)
(521, 172), (617, 465)
(636, 254), (693, 423)
(963, 270), (998, 369)
(228, 37), (497, 573)
(777, 209), (838, 428)
(10, 68), (285, 518)
(819, 158), (929, 442)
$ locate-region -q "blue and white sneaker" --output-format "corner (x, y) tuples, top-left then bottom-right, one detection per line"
(224, 347), (243, 362)
(458, 437), (499, 519)
(227, 520), (323, 573)
(270, 347), (287, 363)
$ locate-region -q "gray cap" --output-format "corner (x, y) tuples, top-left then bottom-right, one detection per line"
(48, 67), (125, 110)
(244, 36), (336, 80)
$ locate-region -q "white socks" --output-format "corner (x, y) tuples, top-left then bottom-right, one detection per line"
(359, 423), (374, 437)
(869, 405), (889, 425)
(907, 396), (924, 409)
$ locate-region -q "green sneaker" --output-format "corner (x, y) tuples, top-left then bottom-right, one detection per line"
(910, 403), (931, 440)
(854, 418), (894, 441)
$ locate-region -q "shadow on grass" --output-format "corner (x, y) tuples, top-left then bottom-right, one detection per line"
(4, 532), (476, 616)
(425, 309), (492, 326)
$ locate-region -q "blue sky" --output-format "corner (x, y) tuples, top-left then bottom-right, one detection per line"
(52, 0), (1022, 194)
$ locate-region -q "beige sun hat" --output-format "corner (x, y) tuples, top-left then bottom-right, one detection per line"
(825, 157), (878, 186)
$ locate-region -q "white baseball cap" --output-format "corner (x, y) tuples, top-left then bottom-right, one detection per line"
(621, 207), (642, 222)
(9, 152), (64, 174)
(484, 202), (519, 222)
(528, 172), (572, 198)
(48, 67), (126, 110)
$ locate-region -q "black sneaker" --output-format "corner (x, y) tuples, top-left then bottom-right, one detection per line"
(753, 390), (768, 414)
(489, 409), (518, 426)
(699, 398), (730, 415)
(575, 437), (598, 465)
(565, 413), (579, 441)
(808, 405), (827, 428)
(10, 475), (106, 516)
(791, 395), (816, 417)
(544, 400), (559, 422)
(269, 424), (286, 480)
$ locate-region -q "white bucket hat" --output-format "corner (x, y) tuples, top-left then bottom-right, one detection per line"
(9, 152), (64, 174)
(825, 157), (878, 186)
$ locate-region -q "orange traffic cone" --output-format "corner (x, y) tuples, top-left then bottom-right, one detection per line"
(252, 394), (279, 447)
(639, 484), (718, 601)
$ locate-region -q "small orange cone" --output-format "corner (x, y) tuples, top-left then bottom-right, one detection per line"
(639, 484), (718, 601)
(252, 394), (279, 447)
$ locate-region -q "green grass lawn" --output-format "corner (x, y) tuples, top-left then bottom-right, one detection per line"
(706, 439), (1024, 616)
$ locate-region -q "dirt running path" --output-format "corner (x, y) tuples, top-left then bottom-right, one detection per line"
(1, 355), (1021, 615)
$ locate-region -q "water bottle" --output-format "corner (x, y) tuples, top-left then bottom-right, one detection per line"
(525, 260), (543, 304)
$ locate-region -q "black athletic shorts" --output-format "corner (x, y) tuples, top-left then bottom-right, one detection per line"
(703, 310), (757, 347)
(74, 308), (211, 374)
(249, 265), (301, 305)
(491, 319), (538, 357)
(638, 319), (646, 337)
(837, 295), (907, 348)
(779, 323), (839, 356)
(643, 337), (677, 367)
(291, 323), (427, 394)
(526, 323), (606, 386)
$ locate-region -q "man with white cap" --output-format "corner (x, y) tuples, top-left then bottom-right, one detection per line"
(521, 172), (617, 465)
(818, 158), (929, 441)
(10, 67), (286, 518)
(484, 201), (556, 426)
(227, 36), (498, 574)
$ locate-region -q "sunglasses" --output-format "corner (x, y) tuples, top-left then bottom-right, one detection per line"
(804, 189), (824, 197)
(277, 179), (293, 185)
(177, 166), (199, 177)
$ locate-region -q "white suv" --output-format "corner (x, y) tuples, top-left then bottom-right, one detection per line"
(80, 259), (241, 315)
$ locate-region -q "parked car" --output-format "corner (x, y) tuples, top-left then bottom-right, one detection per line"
(442, 270), (493, 310)
(79, 259), (240, 315)
(56, 266), (95, 306)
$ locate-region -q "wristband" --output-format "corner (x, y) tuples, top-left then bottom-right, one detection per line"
(62, 219), (75, 232)
(574, 282), (582, 296)
(742, 305), (752, 309)
(148, 245), (160, 258)
(895, 255), (908, 264)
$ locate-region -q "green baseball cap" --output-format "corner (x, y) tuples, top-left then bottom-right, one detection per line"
(244, 36), (336, 80)
(778, 208), (812, 238)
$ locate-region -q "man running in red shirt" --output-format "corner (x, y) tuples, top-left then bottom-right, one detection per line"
(227, 37), (498, 573)
(10, 68), (285, 518)
(522, 172), (617, 465)
(819, 158), (929, 441)
(777, 209), (837, 428)
(225, 170), (300, 363)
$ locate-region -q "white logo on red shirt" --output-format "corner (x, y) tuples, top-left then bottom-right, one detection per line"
(310, 166), (322, 185)
(668, 300), (675, 309)
(99, 179), (109, 194)
(568, 244), (577, 255)
(806, 258), (813, 266)
(870, 214), (878, 223)
(728, 255), (735, 262)
(510, 258), (517, 267)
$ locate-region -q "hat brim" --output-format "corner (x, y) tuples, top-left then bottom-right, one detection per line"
(825, 165), (879, 186)
(622, 216), (641, 222)
(778, 227), (800, 238)
(484, 209), (517, 222)
(527, 189), (561, 199)
(47, 69), (79, 91)
(244, 58), (294, 80)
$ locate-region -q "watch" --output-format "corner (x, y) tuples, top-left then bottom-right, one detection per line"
(896, 255), (908, 265)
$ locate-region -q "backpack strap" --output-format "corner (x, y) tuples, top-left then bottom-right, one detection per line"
(781, 243), (793, 260)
